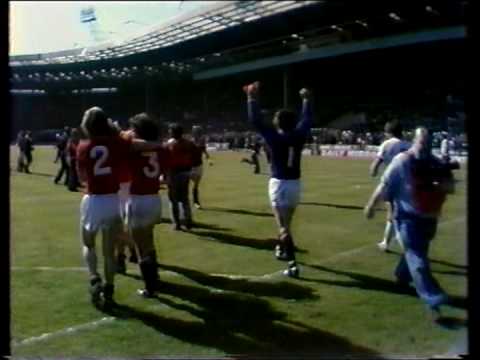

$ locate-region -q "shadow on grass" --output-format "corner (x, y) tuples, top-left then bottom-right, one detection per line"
(388, 250), (467, 270)
(298, 262), (418, 297)
(447, 295), (468, 311)
(159, 218), (232, 231)
(17, 171), (55, 178)
(299, 262), (468, 313)
(192, 222), (233, 231)
(432, 269), (467, 277)
(105, 280), (382, 357)
(202, 206), (274, 218)
(435, 317), (468, 330)
(191, 230), (307, 254)
(300, 202), (386, 211)
(192, 230), (276, 251)
(157, 263), (315, 300)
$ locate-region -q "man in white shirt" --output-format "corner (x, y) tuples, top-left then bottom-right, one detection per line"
(369, 120), (411, 251)
(440, 132), (450, 162)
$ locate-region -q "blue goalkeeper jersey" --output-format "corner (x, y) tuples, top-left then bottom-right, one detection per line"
(247, 99), (312, 180)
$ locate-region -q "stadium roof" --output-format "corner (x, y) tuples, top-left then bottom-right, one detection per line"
(10, 1), (317, 67)
(10, 0), (468, 87)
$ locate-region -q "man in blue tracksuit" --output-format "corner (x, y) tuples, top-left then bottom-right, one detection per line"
(245, 82), (312, 277)
(365, 127), (456, 319)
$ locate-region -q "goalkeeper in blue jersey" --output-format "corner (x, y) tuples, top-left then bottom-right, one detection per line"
(244, 82), (312, 278)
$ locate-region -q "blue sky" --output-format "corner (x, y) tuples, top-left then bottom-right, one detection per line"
(9, 1), (220, 55)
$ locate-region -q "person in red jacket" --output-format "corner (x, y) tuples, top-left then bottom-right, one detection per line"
(164, 123), (196, 230)
(76, 106), (162, 309)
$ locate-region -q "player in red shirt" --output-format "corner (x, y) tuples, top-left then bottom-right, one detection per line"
(76, 107), (163, 309)
(190, 125), (211, 209)
(164, 123), (196, 230)
(124, 113), (170, 297)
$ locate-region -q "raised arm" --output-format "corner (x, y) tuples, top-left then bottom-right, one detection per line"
(244, 82), (271, 138)
(76, 145), (88, 185)
(295, 88), (313, 135)
(130, 138), (164, 152)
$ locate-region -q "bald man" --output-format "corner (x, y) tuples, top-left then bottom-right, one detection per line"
(365, 127), (456, 320)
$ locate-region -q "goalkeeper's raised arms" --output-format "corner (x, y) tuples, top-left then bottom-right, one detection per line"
(243, 82), (260, 97)
(299, 88), (311, 99)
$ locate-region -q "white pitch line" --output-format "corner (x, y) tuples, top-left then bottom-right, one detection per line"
(12, 216), (466, 280)
(12, 316), (115, 348)
(212, 215), (466, 280)
(12, 266), (88, 271)
(11, 216), (466, 347)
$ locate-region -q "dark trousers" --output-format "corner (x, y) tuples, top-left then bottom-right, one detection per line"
(242, 152), (260, 174)
(24, 152), (32, 172)
(68, 159), (80, 191)
(16, 151), (26, 172)
(54, 156), (69, 185)
(168, 171), (192, 226)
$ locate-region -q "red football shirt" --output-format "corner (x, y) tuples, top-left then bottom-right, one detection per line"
(67, 140), (78, 160)
(192, 138), (206, 167)
(129, 147), (170, 195)
(77, 136), (132, 194)
(165, 138), (196, 171)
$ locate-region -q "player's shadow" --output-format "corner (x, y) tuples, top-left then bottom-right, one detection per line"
(432, 269), (467, 277)
(192, 222), (233, 231)
(192, 230), (276, 251)
(300, 202), (386, 211)
(156, 263), (315, 300)
(20, 171), (54, 178)
(435, 317), (468, 330)
(106, 281), (381, 357)
(298, 262), (417, 297)
(299, 262), (468, 312)
(159, 218), (231, 231)
(387, 250), (467, 270)
(203, 206), (274, 218)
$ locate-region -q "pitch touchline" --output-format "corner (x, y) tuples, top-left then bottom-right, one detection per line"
(12, 216), (465, 278)
(11, 216), (465, 347)
(12, 317), (115, 348)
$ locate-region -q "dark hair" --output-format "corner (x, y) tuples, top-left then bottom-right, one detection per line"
(169, 123), (183, 139)
(129, 113), (159, 141)
(81, 107), (114, 137)
(384, 120), (403, 138)
(273, 109), (297, 132)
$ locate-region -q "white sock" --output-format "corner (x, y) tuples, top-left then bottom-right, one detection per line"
(383, 221), (394, 245)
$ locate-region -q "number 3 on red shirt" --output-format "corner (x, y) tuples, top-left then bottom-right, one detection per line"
(90, 145), (112, 176)
(143, 152), (160, 178)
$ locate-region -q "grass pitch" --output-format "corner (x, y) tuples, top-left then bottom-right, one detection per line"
(11, 146), (467, 357)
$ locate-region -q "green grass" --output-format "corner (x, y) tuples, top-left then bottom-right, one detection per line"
(11, 146), (467, 357)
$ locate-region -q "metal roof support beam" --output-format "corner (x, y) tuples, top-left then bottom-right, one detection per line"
(193, 26), (466, 80)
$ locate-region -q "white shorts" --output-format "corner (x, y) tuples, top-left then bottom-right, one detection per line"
(190, 165), (204, 181)
(268, 178), (301, 208)
(80, 194), (122, 233)
(125, 194), (162, 229)
(118, 182), (131, 222)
